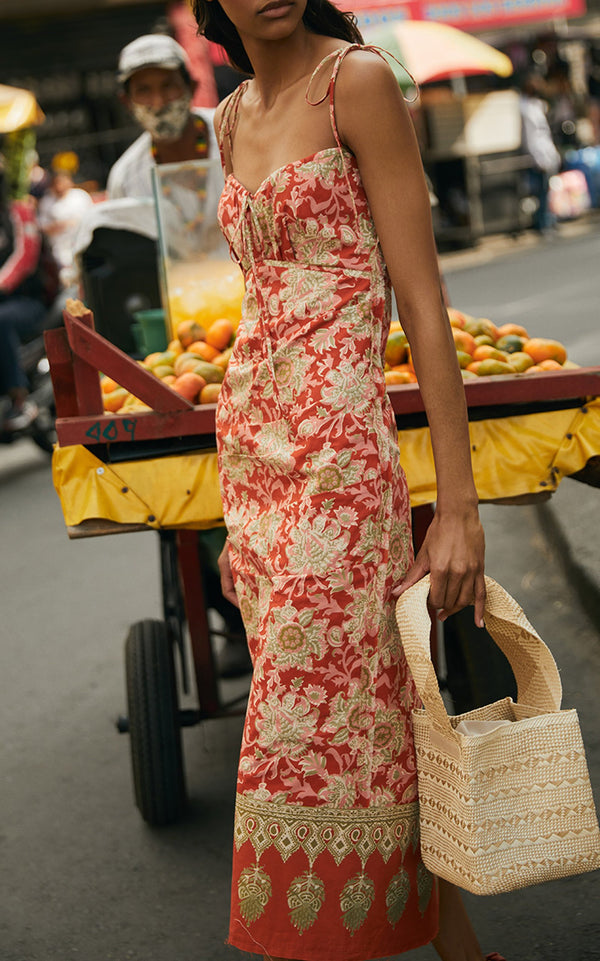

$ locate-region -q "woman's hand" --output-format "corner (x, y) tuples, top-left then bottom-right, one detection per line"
(218, 539), (240, 608)
(394, 503), (486, 627)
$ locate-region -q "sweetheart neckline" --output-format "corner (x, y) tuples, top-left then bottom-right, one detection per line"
(225, 146), (354, 198)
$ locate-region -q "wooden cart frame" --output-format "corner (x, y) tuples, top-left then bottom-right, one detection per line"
(45, 300), (600, 826)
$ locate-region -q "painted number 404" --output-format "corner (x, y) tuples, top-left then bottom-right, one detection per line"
(85, 419), (136, 443)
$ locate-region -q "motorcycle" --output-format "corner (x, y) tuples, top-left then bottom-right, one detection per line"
(0, 292), (66, 454)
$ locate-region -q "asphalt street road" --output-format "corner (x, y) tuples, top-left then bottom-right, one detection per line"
(2, 221), (600, 961)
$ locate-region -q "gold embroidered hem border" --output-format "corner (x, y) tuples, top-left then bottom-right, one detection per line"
(234, 793), (421, 867)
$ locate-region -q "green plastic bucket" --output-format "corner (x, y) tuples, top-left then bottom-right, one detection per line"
(130, 322), (146, 355)
(133, 309), (168, 354)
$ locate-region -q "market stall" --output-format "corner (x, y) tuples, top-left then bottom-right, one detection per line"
(43, 150), (600, 828)
(45, 294), (600, 827)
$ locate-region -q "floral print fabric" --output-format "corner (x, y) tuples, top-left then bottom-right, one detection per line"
(216, 46), (438, 961)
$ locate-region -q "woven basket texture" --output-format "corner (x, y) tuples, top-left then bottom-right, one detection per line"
(396, 575), (600, 895)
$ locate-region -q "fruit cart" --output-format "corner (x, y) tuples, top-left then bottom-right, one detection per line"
(46, 297), (600, 827)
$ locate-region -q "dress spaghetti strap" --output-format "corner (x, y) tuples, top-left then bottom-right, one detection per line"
(217, 80), (250, 170)
(305, 44), (418, 150)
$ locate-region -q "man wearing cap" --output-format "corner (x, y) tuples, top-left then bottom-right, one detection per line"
(107, 34), (220, 200)
(99, 36), (250, 678)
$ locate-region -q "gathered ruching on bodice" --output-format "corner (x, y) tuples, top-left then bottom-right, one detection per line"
(218, 146), (386, 279)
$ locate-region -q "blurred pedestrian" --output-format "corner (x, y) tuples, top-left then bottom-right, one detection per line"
(107, 33), (219, 199)
(587, 43), (600, 145)
(38, 166), (93, 288)
(0, 167), (45, 431)
(102, 38), (248, 676)
(520, 73), (561, 235)
(546, 62), (578, 150)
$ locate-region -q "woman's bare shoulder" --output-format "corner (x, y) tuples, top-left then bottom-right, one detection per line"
(337, 46), (402, 99)
(334, 47), (409, 142)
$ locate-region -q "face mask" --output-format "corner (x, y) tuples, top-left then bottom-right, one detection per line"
(131, 94), (192, 142)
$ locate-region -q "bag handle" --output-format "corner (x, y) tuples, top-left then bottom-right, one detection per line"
(395, 575), (563, 742)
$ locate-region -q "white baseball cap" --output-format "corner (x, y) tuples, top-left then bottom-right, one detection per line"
(118, 34), (191, 84)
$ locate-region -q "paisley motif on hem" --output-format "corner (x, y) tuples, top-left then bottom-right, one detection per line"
(234, 793), (420, 867)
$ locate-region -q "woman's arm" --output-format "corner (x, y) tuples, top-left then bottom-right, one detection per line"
(336, 51), (485, 626)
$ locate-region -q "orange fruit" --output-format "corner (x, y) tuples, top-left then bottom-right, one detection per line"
(385, 370), (413, 385)
(187, 340), (220, 362)
(466, 361), (482, 374)
(385, 330), (408, 367)
(174, 352), (208, 376)
(452, 328), (477, 356)
(206, 318), (234, 351)
(191, 360), (225, 384)
(524, 365), (546, 374)
(472, 345), (511, 363)
(523, 338), (567, 365)
(476, 359), (515, 376)
(447, 307), (469, 329)
(118, 394), (151, 413)
(391, 363), (417, 382)
(538, 359), (564, 370)
(508, 352), (535, 373)
(176, 320), (206, 348)
(496, 323), (530, 339)
(495, 334), (526, 354)
(103, 387), (129, 412)
(143, 351), (166, 369)
(167, 338), (184, 356)
(456, 350), (473, 370)
(144, 350), (176, 369)
(464, 317), (499, 342)
(213, 347), (234, 371)
(199, 383), (222, 404)
(152, 364), (175, 379)
(172, 372), (206, 403)
(100, 376), (120, 394)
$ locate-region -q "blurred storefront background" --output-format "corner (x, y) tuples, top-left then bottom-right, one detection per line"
(0, 1), (220, 189)
(1, 0), (599, 239)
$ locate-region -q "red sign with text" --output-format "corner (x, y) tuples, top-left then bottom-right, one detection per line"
(343, 0), (587, 30)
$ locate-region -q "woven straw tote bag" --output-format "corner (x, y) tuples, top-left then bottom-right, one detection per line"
(396, 574), (600, 895)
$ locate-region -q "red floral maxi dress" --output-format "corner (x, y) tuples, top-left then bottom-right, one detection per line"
(215, 46), (438, 961)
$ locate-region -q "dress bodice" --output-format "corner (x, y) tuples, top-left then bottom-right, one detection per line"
(218, 144), (386, 278)
(216, 45), (404, 278)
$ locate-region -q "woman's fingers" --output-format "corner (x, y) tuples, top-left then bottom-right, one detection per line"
(433, 570), (486, 627)
(217, 542), (240, 608)
(392, 555), (428, 598)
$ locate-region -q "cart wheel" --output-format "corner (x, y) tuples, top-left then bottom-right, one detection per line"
(125, 619), (186, 826)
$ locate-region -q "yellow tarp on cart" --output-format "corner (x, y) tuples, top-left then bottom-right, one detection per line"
(52, 399), (600, 531)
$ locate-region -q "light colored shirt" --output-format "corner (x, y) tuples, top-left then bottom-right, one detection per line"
(520, 95), (561, 174)
(106, 107), (220, 200)
(38, 187), (94, 284)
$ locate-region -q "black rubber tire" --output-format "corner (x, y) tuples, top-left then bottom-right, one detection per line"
(30, 405), (56, 454)
(125, 619), (186, 826)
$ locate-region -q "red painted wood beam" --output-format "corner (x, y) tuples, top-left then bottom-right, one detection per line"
(44, 327), (80, 419)
(387, 368), (600, 414)
(63, 301), (193, 414)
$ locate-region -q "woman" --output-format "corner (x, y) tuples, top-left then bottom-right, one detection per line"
(193, 2), (499, 959)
